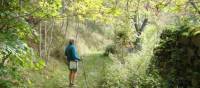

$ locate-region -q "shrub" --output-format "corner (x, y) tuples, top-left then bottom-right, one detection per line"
(104, 44), (118, 56)
(100, 61), (130, 88)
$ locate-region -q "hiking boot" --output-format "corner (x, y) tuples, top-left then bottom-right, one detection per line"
(69, 83), (76, 87)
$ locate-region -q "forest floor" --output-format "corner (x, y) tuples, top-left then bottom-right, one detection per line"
(27, 52), (112, 88)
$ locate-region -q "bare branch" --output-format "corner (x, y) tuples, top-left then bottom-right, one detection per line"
(140, 18), (148, 32)
(133, 15), (139, 33)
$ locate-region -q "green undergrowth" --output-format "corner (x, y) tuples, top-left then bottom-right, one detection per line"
(25, 58), (68, 88)
(77, 53), (112, 88)
(99, 25), (164, 88)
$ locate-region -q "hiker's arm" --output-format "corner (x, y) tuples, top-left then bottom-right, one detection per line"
(72, 46), (80, 61)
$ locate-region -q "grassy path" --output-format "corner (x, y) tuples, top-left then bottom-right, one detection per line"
(27, 52), (112, 88)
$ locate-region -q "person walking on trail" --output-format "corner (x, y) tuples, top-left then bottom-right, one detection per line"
(65, 38), (80, 87)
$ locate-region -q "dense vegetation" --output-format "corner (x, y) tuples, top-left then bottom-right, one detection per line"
(151, 24), (200, 87)
(0, 0), (199, 88)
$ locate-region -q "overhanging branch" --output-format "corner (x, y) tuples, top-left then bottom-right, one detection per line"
(189, 0), (200, 15)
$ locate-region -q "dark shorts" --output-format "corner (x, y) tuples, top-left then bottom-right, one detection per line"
(67, 61), (78, 72)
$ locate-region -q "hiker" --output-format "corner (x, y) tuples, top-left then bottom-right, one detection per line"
(65, 38), (80, 86)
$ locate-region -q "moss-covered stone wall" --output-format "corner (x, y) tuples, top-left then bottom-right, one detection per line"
(152, 25), (200, 87)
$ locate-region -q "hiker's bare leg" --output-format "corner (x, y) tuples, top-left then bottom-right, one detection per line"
(72, 71), (77, 84)
(69, 71), (73, 84)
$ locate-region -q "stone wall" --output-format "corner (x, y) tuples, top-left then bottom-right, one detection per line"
(151, 25), (200, 87)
